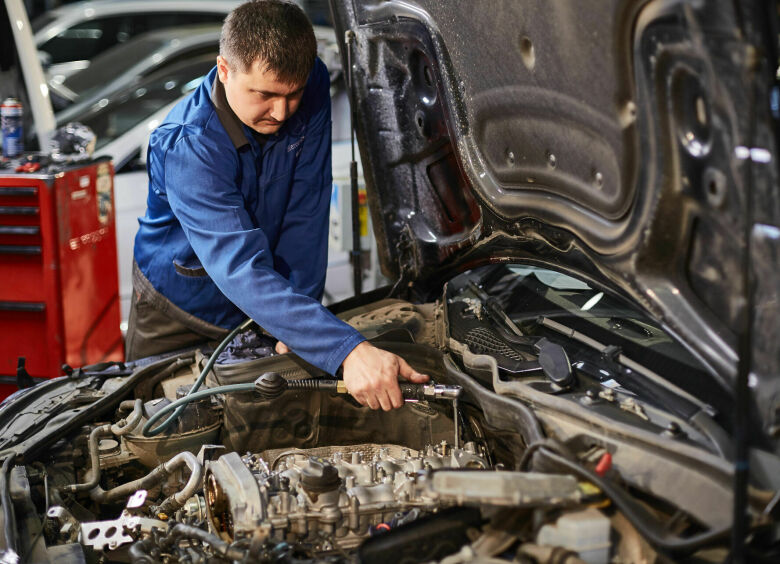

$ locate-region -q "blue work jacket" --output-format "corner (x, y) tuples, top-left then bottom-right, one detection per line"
(134, 61), (365, 374)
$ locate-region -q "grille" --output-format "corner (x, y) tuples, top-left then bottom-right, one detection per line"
(464, 327), (530, 361)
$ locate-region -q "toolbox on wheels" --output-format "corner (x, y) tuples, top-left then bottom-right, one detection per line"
(0, 157), (123, 399)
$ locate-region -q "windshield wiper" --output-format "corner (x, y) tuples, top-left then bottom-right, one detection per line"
(465, 282), (575, 390)
(467, 281), (530, 341)
(537, 316), (715, 416)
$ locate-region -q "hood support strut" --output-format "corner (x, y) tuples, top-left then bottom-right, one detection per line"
(345, 29), (363, 297)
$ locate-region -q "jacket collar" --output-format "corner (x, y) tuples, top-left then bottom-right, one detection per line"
(210, 74), (249, 149)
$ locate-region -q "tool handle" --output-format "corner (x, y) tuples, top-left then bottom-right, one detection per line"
(399, 382), (425, 401)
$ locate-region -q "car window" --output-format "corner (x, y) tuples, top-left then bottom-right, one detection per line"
(39, 12), (225, 64)
(68, 43), (218, 105)
(163, 45), (220, 69)
(61, 35), (172, 99)
(41, 17), (126, 64)
(76, 56), (213, 150)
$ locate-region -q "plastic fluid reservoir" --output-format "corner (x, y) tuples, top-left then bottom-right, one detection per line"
(536, 507), (611, 563)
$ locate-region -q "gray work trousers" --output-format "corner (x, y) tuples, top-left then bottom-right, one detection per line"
(125, 261), (229, 361)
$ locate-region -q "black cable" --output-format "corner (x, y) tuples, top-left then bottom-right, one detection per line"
(537, 448), (731, 555)
(170, 524), (247, 561)
(128, 537), (157, 564)
(446, 354), (730, 554)
(516, 439), (575, 472)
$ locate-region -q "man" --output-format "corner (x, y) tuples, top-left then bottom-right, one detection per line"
(129, 0), (427, 410)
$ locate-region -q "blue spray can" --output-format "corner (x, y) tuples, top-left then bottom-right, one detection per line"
(1, 98), (24, 159)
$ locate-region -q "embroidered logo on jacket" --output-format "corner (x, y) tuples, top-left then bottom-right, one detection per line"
(287, 137), (305, 153)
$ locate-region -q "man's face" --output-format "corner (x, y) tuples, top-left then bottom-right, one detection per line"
(217, 56), (306, 135)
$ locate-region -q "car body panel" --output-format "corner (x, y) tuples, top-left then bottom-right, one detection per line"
(328, 0), (780, 398)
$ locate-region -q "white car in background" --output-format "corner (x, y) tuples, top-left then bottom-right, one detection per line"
(49, 24), (223, 113)
(33, 0), (238, 78)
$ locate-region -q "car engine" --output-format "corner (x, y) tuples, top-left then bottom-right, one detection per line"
(1, 266), (776, 563)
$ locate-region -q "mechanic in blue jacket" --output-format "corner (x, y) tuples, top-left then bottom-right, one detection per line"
(128, 0), (427, 410)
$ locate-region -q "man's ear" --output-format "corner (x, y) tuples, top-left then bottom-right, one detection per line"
(216, 56), (230, 83)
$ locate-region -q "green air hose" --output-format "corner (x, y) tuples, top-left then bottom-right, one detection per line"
(142, 382), (257, 434)
(142, 318), (255, 437)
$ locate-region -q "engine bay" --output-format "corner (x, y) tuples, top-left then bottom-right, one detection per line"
(1, 265), (776, 563)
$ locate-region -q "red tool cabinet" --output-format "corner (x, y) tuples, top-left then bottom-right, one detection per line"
(0, 157), (124, 398)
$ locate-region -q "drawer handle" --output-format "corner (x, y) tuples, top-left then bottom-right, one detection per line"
(0, 226), (39, 235)
(0, 206), (39, 215)
(0, 302), (45, 312)
(0, 245), (41, 255)
(0, 187), (37, 197)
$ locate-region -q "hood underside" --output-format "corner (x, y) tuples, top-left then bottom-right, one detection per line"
(330, 0), (780, 390)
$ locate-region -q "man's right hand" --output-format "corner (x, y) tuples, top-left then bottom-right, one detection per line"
(341, 341), (429, 411)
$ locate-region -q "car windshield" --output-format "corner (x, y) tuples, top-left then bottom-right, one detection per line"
(504, 265), (706, 372)
(447, 263), (736, 428)
(74, 56), (213, 150)
(56, 26), (220, 104)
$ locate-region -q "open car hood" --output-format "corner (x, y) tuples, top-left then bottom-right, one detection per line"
(329, 0), (780, 391)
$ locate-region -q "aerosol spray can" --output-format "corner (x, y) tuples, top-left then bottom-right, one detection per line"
(1, 98), (24, 159)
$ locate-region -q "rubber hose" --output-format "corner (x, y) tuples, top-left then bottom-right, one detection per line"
(111, 399), (144, 436)
(143, 318), (253, 436)
(155, 453), (204, 515)
(62, 424), (112, 493)
(62, 401), (144, 494)
(128, 537), (157, 564)
(141, 382), (255, 435)
(170, 523), (247, 561)
(91, 452), (202, 513)
(538, 448), (731, 554)
(118, 399), (138, 412)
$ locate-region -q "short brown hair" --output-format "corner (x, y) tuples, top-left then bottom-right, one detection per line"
(220, 0), (317, 85)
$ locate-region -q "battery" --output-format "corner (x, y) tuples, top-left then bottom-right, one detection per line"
(1, 98), (23, 159)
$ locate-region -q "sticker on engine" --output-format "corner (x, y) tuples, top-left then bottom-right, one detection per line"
(96, 163), (112, 224)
